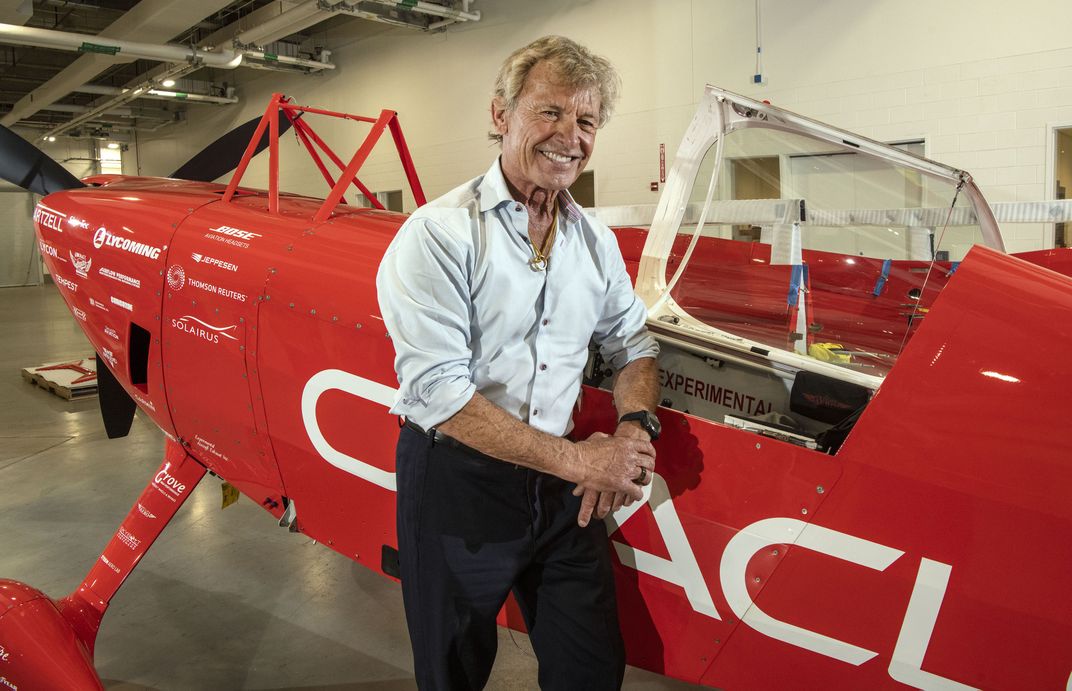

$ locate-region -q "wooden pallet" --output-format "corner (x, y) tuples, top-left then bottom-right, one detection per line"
(21, 357), (98, 400)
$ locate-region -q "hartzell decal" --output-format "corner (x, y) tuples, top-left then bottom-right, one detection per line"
(54, 275), (78, 293)
(70, 251), (91, 278)
(171, 315), (239, 344)
(98, 266), (141, 289)
(33, 203), (66, 233)
(92, 227), (162, 260)
(191, 252), (238, 272)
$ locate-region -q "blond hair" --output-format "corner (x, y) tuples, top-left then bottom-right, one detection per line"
(490, 35), (620, 144)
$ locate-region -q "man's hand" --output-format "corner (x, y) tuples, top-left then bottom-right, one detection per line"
(571, 431), (655, 527)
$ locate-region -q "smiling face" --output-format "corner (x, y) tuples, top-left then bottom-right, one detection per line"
(492, 60), (601, 200)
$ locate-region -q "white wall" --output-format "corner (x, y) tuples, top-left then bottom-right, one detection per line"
(129, 0), (1072, 251)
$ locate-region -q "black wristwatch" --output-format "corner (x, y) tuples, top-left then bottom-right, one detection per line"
(619, 410), (661, 441)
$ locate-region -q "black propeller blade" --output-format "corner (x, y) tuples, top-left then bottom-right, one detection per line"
(95, 353), (137, 439)
(169, 112), (296, 183)
(0, 125), (86, 195)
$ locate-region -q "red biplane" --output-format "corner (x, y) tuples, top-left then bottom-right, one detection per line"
(1, 87), (1071, 689)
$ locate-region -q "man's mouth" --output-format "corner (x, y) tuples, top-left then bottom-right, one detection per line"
(539, 150), (576, 164)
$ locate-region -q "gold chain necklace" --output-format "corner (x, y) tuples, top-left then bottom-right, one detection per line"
(528, 205), (558, 272)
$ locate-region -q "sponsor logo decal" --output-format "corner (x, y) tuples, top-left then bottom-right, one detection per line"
(136, 503), (156, 519)
(38, 240), (63, 260)
(70, 251), (92, 278)
(187, 277), (247, 303)
(191, 252), (238, 272)
(154, 465), (188, 501)
(132, 392), (155, 411)
(92, 227), (162, 260)
(73, 307), (87, 321)
(170, 315), (238, 344)
(54, 275), (78, 293)
(98, 266), (141, 289)
(90, 297), (109, 311)
(68, 216), (89, 230)
(104, 325), (120, 340)
(100, 348), (118, 368)
(110, 296), (133, 312)
(194, 434), (230, 463)
(166, 264), (186, 291)
(208, 225), (261, 241)
(0, 643), (8, 662)
(117, 527), (141, 550)
(0, 677), (16, 690)
(99, 554), (121, 574)
(33, 203), (66, 233)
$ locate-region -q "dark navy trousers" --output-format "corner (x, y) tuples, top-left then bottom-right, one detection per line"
(395, 425), (626, 690)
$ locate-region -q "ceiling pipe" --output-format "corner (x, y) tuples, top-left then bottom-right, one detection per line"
(0, 22), (243, 68)
(240, 49), (335, 71)
(354, 0), (480, 22)
(75, 83), (238, 105)
(233, 0), (345, 47)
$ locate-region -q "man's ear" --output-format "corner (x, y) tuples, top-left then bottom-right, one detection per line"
(490, 98), (509, 136)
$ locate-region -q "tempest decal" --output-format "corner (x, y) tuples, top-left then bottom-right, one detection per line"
(54, 276), (78, 293)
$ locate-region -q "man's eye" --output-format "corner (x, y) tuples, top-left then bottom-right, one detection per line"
(542, 110), (558, 117)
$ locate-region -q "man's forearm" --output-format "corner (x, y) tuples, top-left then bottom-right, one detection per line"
(435, 393), (578, 479)
(612, 356), (660, 419)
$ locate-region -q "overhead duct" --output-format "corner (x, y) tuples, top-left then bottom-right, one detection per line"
(0, 22), (243, 67)
(75, 84), (238, 105)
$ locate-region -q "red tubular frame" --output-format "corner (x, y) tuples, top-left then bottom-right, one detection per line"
(221, 92), (427, 219)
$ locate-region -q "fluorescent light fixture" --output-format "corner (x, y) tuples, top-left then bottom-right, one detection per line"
(47, 136), (56, 142)
(132, 87), (145, 95)
(107, 142), (120, 149)
(161, 79), (176, 87)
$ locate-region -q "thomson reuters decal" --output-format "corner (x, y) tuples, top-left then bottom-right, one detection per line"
(170, 315), (238, 344)
(92, 227), (162, 260)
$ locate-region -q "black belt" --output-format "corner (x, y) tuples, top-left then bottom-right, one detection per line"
(403, 418), (506, 464)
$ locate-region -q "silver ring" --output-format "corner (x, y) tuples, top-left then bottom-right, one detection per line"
(637, 466), (647, 483)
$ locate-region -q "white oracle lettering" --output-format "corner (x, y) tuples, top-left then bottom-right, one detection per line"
(888, 559), (978, 690)
(208, 225), (261, 241)
(110, 296), (133, 312)
(302, 369), (397, 491)
(92, 227), (162, 260)
(73, 307), (87, 321)
(719, 518), (903, 665)
(604, 473), (721, 619)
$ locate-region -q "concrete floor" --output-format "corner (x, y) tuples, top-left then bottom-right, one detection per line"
(0, 283), (699, 690)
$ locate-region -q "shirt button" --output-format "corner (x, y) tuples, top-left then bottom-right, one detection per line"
(514, 204), (523, 212)
(533, 409), (539, 416)
(541, 319), (549, 326)
(539, 363), (547, 371)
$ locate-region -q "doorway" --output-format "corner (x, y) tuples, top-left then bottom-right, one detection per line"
(1056, 127), (1071, 248)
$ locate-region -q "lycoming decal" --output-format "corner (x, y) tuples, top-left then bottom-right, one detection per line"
(191, 252), (238, 272)
(33, 203), (66, 233)
(98, 266), (141, 289)
(92, 227), (161, 260)
(170, 315), (238, 344)
(54, 276), (78, 293)
(110, 296), (133, 312)
(70, 251), (92, 278)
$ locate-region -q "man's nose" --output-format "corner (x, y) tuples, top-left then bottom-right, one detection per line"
(553, 117), (581, 145)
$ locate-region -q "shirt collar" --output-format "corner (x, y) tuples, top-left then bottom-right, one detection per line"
(477, 157), (583, 224)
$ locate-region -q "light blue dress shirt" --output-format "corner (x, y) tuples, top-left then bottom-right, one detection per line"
(376, 159), (658, 437)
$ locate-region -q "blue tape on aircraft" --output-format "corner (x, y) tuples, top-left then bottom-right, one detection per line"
(873, 259), (892, 296)
(949, 261), (960, 275)
(788, 264), (804, 307)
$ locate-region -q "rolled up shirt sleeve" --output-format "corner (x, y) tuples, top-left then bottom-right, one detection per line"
(592, 232), (659, 371)
(376, 212), (477, 429)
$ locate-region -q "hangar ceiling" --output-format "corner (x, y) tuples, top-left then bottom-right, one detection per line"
(0, 0), (480, 140)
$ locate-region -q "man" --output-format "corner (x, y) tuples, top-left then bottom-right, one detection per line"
(377, 35), (661, 690)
